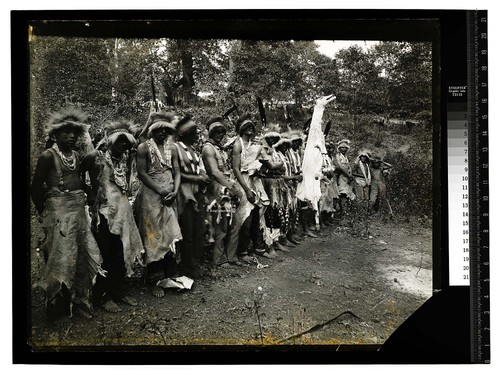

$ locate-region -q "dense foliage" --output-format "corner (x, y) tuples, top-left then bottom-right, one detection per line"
(29, 36), (433, 218)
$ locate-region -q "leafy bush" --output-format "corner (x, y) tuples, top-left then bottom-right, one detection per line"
(384, 148), (433, 221)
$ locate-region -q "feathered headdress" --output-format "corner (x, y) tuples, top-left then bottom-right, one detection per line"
(262, 123), (282, 140)
(288, 130), (303, 142)
(337, 139), (351, 151)
(44, 106), (90, 137)
(102, 119), (139, 147)
(358, 149), (371, 160)
(139, 111), (177, 139)
(273, 135), (292, 149)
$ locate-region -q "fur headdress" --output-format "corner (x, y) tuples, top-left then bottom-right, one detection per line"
(102, 119), (139, 147)
(273, 135), (292, 149)
(288, 130), (303, 142)
(337, 139), (351, 151)
(140, 111), (177, 139)
(44, 106), (90, 137)
(358, 149), (371, 160)
(262, 123), (282, 140)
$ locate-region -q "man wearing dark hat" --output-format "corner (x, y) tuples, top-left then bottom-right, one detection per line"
(369, 155), (393, 218)
(353, 150), (372, 214)
(31, 107), (103, 320)
(134, 112), (183, 297)
(172, 116), (211, 278)
(201, 117), (242, 268)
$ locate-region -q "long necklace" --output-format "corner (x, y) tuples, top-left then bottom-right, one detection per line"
(277, 151), (291, 176)
(178, 141), (200, 175)
(148, 138), (172, 169)
(240, 137), (252, 162)
(52, 143), (77, 170)
(103, 150), (128, 192)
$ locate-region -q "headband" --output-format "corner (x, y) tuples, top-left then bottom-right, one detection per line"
(207, 121), (226, 135)
(178, 120), (197, 136)
(147, 120), (176, 137)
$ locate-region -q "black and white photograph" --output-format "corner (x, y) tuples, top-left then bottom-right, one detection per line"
(16, 12), (446, 361)
(26, 22), (435, 350)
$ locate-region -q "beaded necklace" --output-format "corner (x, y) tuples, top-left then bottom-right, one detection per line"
(52, 143), (77, 171)
(277, 151), (291, 176)
(177, 141), (201, 175)
(103, 150), (129, 193)
(147, 138), (172, 170)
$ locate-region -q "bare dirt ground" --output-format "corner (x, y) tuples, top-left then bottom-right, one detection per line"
(29, 217), (432, 348)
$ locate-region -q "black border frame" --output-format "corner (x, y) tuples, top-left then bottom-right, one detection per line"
(12, 9), (475, 364)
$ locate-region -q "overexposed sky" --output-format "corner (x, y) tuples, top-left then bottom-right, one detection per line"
(315, 40), (379, 59)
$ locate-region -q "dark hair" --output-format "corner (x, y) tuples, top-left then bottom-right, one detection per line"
(235, 113), (255, 135)
(206, 116), (224, 129)
(177, 115), (193, 129)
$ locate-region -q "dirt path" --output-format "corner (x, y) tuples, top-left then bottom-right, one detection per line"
(29, 218), (432, 348)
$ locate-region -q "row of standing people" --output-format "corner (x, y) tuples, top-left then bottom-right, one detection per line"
(30, 106), (392, 320)
(318, 140), (394, 228)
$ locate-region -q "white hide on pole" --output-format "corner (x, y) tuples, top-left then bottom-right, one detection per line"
(296, 95), (335, 208)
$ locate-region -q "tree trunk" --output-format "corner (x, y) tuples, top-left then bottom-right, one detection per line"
(176, 40), (195, 104)
(162, 78), (176, 106)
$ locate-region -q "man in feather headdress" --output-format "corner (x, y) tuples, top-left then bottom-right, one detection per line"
(81, 119), (144, 313)
(133, 111), (183, 298)
(31, 107), (103, 320)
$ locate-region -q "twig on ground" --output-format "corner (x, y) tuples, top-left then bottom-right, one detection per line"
(254, 300), (264, 345)
(416, 246), (425, 276)
(370, 297), (387, 311)
(278, 310), (361, 343)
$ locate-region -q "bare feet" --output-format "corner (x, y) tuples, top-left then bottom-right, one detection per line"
(239, 255), (254, 264)
(274, 242), (290, 253)
(151, 285), (165, 298)
(103, 300), (122, 313)
(256, 249), (278, 259)
(287, 235), (299, 245)
(267, 248), (278, 258)
(229, 260), (244, 267)
(280, 238), (296, 247)
(119, 295), (138, 306)
(304, 230), (318, 238)
(73, 305), (93, 319)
